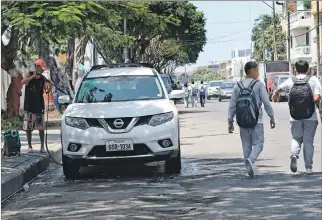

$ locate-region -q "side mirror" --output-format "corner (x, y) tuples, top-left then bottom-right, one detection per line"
(58, 95), (71, 104)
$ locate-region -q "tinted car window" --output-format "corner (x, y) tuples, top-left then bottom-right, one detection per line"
(161, 76), (171, 88)
(76, 75), (165, 103)
(210, 82), (222, 87)
(220, 83), (235, 89)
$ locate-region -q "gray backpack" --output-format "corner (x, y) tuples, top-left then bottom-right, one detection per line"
(191, 86), (197, 96)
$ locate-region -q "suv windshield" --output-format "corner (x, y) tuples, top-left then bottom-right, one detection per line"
(75, 75), (165, 103)
(220, 82), (235, 89)
(210, 81), (222, 87)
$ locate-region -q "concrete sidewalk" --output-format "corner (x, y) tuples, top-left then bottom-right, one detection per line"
(1, 128), (61, 201)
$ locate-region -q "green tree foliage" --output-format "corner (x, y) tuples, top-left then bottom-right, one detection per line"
(190, 68), (225, 82)
(251, 14), (286, 61)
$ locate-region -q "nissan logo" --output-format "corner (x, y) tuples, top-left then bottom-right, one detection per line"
(113, 119), (124, 128)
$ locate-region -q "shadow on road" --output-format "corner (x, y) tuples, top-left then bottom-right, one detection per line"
(179, 110), (210, 115)
(2, 157), (322, 220)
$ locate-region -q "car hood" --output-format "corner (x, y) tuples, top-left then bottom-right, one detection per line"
(221, 88), (234, 92)
(64, 99), (176, 118)
(208, 86), (220, 90)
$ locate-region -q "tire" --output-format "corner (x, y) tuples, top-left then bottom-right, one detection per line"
(219, 97), (222, 102)
(165, 151), (181, 174)
(165, 122), (181, 174)
(62, 155), (80, 180)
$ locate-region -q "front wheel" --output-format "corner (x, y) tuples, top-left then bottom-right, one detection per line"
(62, 155), (80, 180)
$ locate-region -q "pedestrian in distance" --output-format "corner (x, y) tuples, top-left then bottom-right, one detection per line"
(272, 60), (321, 175)
(22, 59), (51, 153)
(183, 82), (189, 108)
(228, 61), (276, 178)
(189, 80), (198, 107)
(199, 81), (206, 107)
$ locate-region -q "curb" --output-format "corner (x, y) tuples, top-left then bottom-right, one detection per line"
(1, 147), (62, 201)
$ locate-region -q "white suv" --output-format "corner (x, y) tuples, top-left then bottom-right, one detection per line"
(58, 64), (181, 179)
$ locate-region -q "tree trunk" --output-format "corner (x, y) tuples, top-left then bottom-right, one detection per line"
(5, 69), (23, 119)
(72, 36), (88, 88)
(1, 27), (19, 72)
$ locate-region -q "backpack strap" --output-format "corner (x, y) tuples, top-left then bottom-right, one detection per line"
(248, 80), (259, 90)
(237, 81), (245, 91)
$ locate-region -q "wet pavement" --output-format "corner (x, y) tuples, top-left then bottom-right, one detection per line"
(1, 100), (322, 220)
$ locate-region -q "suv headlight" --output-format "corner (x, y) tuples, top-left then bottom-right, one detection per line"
(148, 112), (174, 126)
(65, 117), (89, 130)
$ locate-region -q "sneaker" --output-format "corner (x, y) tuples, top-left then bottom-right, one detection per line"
(306, 168), (313, 175)
(39, 148), (47, 154)
(290, 156), (297, 173)
(245, 158), (254, 178)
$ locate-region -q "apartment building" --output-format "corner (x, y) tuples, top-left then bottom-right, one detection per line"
(218, 60), (232, 79)
(282, 1), (315, 70)
(311, 1), (322, 75)
(230, 48), (252, 81)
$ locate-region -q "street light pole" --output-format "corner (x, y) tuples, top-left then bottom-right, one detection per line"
(317, 1), (320, 77)
(123, 16), (129, 62)
(287, 5), (292, 74)
(272, 1), (278, 61)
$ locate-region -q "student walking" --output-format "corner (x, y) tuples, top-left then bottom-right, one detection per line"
(189, 81), (198, 107)
(272, 60), (321, 175)
(183, 83), (189, 108)
(199, 81), (206, 107)
(228, 61), (276, 178)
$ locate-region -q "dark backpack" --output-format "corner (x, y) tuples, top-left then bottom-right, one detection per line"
(191, 85), (197, 96)
(236, 80), (259, 128)
(200, 86), (206, 95)
(288, 76), (314, 120)
(2, 130), (21, 157)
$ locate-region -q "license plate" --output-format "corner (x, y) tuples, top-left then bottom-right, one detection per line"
(106, 140), (134, 151)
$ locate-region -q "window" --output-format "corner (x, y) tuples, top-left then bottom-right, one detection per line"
(306, 32), (310, 46)
(75, 75), (165, 103)
(210, 81), (223, 87)
(220, 82), (236, 89)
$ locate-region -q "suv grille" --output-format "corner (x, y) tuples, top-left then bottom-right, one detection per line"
(104, 117), (133, 129)
(87, 144), (152, 157)
(85, 115), (152, 129)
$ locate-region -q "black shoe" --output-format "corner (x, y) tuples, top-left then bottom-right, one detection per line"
(290, 156), (297, 173)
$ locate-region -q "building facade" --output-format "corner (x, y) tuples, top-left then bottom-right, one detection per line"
(218, 60), (232, 79)
(282, 1), (316, 73)
(230, 48), (251, 81)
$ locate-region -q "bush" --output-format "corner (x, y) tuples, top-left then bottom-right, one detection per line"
(1, 116), (23, 130)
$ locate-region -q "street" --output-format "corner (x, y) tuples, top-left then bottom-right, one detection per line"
(2, 99), (322, 220)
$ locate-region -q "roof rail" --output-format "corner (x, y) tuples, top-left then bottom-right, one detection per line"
(89, 63), (154, 71)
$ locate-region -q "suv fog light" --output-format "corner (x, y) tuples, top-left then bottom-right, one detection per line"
(158, 139), (173, 148)
(68, 143), (81, 152)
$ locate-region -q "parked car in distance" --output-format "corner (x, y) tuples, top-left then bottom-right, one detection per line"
(58, 63), (181, 180)
(270, 75), (291, 102)
(207, 80), (223, 99)
(218, 82), (236, 102)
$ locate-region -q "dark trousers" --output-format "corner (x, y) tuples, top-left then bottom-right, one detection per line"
(200, 94), (205, 107)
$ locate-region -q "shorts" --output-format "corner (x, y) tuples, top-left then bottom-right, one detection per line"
(23, 112), (44, 131)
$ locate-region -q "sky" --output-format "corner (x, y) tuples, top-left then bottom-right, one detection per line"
(175, 1), (282, 73)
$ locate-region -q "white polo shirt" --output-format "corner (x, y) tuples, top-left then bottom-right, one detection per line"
(279, 74), (322, 121)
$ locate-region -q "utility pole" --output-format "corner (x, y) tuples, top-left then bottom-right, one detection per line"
(240, 59), (243, 80)
(287, 4), (292, 74)
(317, 1), (320, 77)
(123, 16), (129, 62)
(272, 1), (278, 61)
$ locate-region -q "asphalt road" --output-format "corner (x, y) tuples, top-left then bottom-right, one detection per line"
(2, 99), (322, 220)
